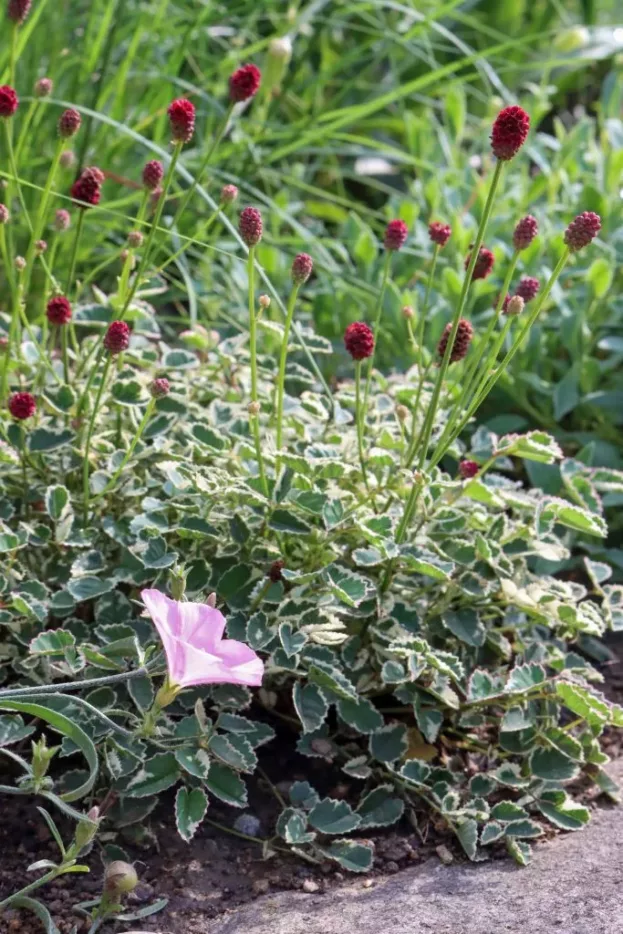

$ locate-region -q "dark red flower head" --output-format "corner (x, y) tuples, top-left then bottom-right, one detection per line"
(269, 559), (285, 583)
(58, 108), (81, 138)
(515, 276), (540, 303)
(229, 64), (262, 103)
(104, 320), (131, 355)
(0, 85), (18, 118)
(7, 0), (31, 23)
(168, 98), (195, 143)
(563, 211), (601, 252)
(459, 459), (479, 479)
(344, 321), (374, 360)
(513, 214), (538, 251)
(465, 245), (495, 281)
(495, 293), (510, 314)
(491, 105), (530, 161)
(239, 207), (263, 247)
(142, 159), (164, 191)
(150, 377), (170, 398)
(429, 221), (451, 248)
(437, 318), (473, 364)
(384, 219), (408, 251)
(71, 166), (103, 208)
(292, 253), (313, 286)
(8, 391), (36, 420)
(46, 295), (72, 326)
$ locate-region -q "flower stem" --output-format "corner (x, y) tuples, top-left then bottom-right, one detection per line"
(275, 283), (300, 459)
(355, 360), (369, 490)
(0, 664), (153, 699)
(247, 248), (268, 496)
(404, 245), (440, 467)
(23, 137), (65, 299)
(66, 208), (86, 296)
(363, 250), (392, 413)
(82, 357), (112, 523)
(415, 160), (503, 470)
(92, 398), (156, 501)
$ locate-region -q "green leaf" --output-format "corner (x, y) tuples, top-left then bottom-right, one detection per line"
(125, 753), (180, 797)
(174, 748), (212, 780)
(290, 781), (320, 810)
(293, 682), (330, 732)
(309, 798), (361, 834)
(29, 629), (76, 656)
(204, 762), (247, 807)
(324, 566), (372, 607)
(490, 801), (529, 822)
(529, 747), (580, 782)
(586, 256), (613, 298)
(536, 497), (607, 538)
(45, 485), (71, 521)
(0, 713), (36, 747)
(505, 664), (546, 694)
(276, 807), (316, 844)
(356, 785), (404, 828)
(537, 798), (590, 831)
(208, 734), (257, 773)
(400, 546), (454, 580)
(308, 664), (357, 701)
(269, 509), (311, 535)
(504, 819), (543, 839)
(506, 838), (532, 866)
(67, 576), (114, 602)
(337, 696), (383, 734)
(28, 428), (74, 452)
(191, 423), (227, 451)
(481, 821), (505, 845)
(555, 681), (611, 728)
(111, 379), (147, 406)
(318, 839), (374, 873)
(175, 786), (208, 843)
(369, 723), (408, 763)
(456, 818), (478, 860)
(279, 621), (307, 658)
(442, 609), (486, 647)
(496, 431), (563, 464)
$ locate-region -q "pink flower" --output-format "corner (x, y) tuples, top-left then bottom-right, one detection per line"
(141, 589), (264, 689)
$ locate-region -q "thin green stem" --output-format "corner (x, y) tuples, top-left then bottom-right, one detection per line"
(247, 248), (268, 496)
(0, 664), (153, 699)
(23, 138), (65, 298)
(82, 357), (112, 523)
(363, 250), (392, 412)
(66, 208), (86, 296)
(355, 360), (369, 490)
(275, 283), (300, 458)
(92, 398), (155, 501)
(61, 325), (69, 384)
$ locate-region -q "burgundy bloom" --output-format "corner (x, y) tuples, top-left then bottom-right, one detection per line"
(268, 559), (285, 583)
(515, 276), (540, 303)
(239, 207), (263, 247)
(71, 167), (103, 208)
(229, 64), (262, 103)
(168, 98), (195, 143)
(35, 78), (53, 98)
(142, 159), (164, 191)
(465, 246), (495, 281)
(513, 215), (538, 251)
(220, 184), (239, 205)
(0, 86), (18, 118)
(459, 460), (479, 479)
(429, 221), (451, 248)
(437, 318), (473, 364)
(344, 322), (374, 361)
(8, 391), (36, 420)
(54, 209), (71, 231)
(46, 295), (72, 326)
(384, 219), (408, 251)
(104, 321), (131, 355)
(58, 108), (81, 138)
(491, 105), (530, 161)
(494, 293), (510, 314)
(7, 0), (31, 24)
(563, 212), (601, 252)
(150, 377), (170, 398)
(292, 253), (313, 286)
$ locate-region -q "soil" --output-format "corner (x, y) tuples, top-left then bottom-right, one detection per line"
(1, 638), (622, 934)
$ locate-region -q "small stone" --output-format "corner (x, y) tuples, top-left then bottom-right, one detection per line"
(436, 844), (454, 865)
(252, 878), (270, 895)
(385, 861), (399, 873)
(303, 879), (320, 893)
(362, 879), (374, 889)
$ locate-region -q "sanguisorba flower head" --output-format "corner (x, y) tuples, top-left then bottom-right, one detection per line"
(292, 252), (313, 286)
(384, 219), (408, 251)
(150, 377), (170, 398)
(437, 318), (473, 363)
(46, 295), (72, 325)
(167, 98), (195, 144)
(71, 166), (103, 208)
(429, 221), (451, 248)
(344, 321), (374, 360)
(229, 64), (262, 103)
(515, 276), (540, 303)
(563, 211), (602, 252)
(513, 214), (538, 251)
(220, 183), (239, 205)
(465, 245), (495, 281)
(8, 391), (36, 420)
(0, 204), (9, 224)
(491, 105), (530, 161)
(142, 159), (164, 191)
(58, 108), (81, 139)
(239, 207), (263, 247)
(54, 208), (70, 231)
(34, 77), (53, 98)
(7, 0), (31, 24)
(459, 459), (479, 479)
(104, 320), (131, 355)
(0, 85), (18, 118)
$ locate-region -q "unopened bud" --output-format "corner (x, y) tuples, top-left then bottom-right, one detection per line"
(505, 294), (524, 317)
(248, 400), (261, 416)
(206, 592), (217, 608)
(170, 565), (186, 601)
(35, 77), (53, 98)
(396, 404), (409, 422)
(14, 255), (26, 271)
(104, 860), (138, 896)
(0, 204), (9, 224)
(269, 36), (293, 63)
(60, 150), (75, 169)
(402, 305), (415, 320)
(35, 239), (47, 254)
(258, 294), (271, 310)
(74, 806), (100, 850)
(127, 230), (144, 248)
(120, 249), (136, 270)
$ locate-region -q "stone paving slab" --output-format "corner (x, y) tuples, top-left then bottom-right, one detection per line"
(210, 760), (623, 934)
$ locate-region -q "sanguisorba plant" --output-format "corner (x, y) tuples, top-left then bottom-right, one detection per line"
(1, 3), (623, 923)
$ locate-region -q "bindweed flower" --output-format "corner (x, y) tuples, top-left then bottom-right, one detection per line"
(71, 166), (103, 208)
(229, 64), (262, 103)
(292, 252), (313, 285)
(239, 206), (263, 246)
(142, 159), (164, 191)
(104, 320), (131, 355)
(563, 211), (601, 252)
(54, 209), (70, 231)
(428, 221), (452, 248)
(9, 391), (36, 420)
(7, 0), (31, 23)
(344, 321), (374, 360)
(46, 295), (72, 325)
(513, 215), (538, 251)
(505, 295), (524, 317)
(491, 105), (530, 161)
(0, 85), (18, 117)
(0, 204), (9, 224)
(58, 108), (81, 138)
(465, 246), (495, 281)
(34, 77), (53, 98)
(221, 183), (239, 205)
(437, 318), (473, 363)
(515, 276), (540, 303)
(141, 589), (264, 692)
(168, 97), (195, 143)
(150, 377), (170, 398)
(384, 219), (408, 251)
(459, 460), (479, 479)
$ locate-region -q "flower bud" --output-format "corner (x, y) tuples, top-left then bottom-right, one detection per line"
(155, 679), (180, 709)
(35, 77), (53, 98)
(563, 211), (601, 252)
(0, 204), (9, 224)
(142, 159), (164, 191)
(104, 320), (131, 355)
(104, 861), (138, 896)
(170, 565), (186, 601)
(206, 592), (217, 608)
(402, 305), (415, 320)
(14, 255), (26, 271)
(258, 294), (271, 309)
(229, 64), (262, 103)
(248, 400), (261, 416)
(220, 183), (239, 205)
(54, 208), (70, 231)
(0, 85), (18, 118)
(505, 295), (524, 317)
(291, 252), (313, 286)
(127, 230), (144, 248)
(269, 36), (292, 63)
(58, 108), (81, 139)
(35, 239), (47, 254)
(491, 105), (530, 161)
(120, 248), (135, 269)
(459, 459), (479, 479)
(239, 207), (263, 247)
(384, 219), (408, 251)
(60, 150), (75, 169)
(437, 319), (473, 363)
(150, 377), (170, 398)
(396, 404), (409, 422)
(74, 806), (100, 850)
(8, 0), (31, 24)
(428, 221), (451, 248)
(269, 559), (285, 582)
(168, 97), (195, 143)
(9, 391), (36, 420)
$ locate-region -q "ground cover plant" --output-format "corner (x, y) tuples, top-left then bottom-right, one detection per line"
(1, 1), (623, 931)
